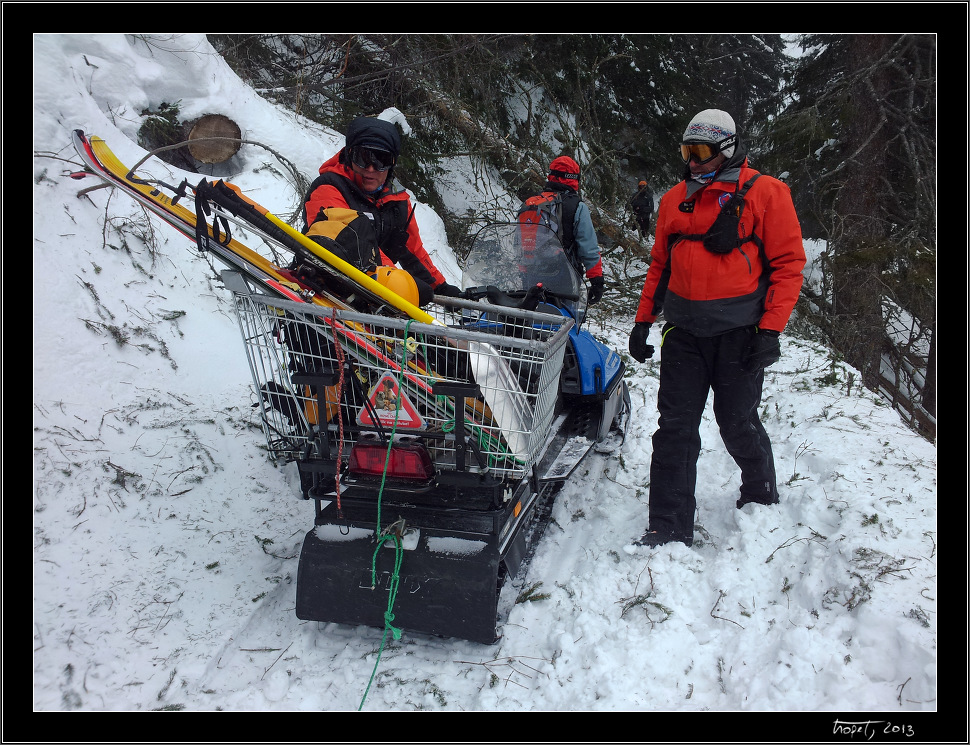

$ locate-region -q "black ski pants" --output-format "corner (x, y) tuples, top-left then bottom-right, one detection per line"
(649, 324), (778, 540)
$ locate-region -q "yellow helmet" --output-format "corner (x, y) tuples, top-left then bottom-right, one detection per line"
(372, 266), (420, 306)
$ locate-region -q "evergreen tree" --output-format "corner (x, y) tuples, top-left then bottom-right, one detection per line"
(768, 34), (936, 434)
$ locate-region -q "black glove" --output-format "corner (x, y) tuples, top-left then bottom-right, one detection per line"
(628, 322), (654, 362)
(413, 278), (435, 307)
(742, 327), (781, 372)
(587, 276), (605, 305)
(435, 282), (463, 298)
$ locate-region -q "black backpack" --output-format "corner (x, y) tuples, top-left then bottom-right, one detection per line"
(701, 174), (763, 254)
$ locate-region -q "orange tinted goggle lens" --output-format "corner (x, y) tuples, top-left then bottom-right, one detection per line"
(680, 142), (720, 163)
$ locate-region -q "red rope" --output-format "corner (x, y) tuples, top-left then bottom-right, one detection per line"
(329, 316), (346, 514)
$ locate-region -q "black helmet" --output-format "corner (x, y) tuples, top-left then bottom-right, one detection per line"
(345, 116), (401, 157)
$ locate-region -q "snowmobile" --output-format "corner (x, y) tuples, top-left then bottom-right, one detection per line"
(68, 130), (629, 644)
(228, 222), (630, 645)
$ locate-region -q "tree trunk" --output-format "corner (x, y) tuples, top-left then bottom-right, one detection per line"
(829, 35), (895, 387)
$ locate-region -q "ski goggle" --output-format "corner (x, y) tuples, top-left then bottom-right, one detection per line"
(351, 146), (394, 172)
(680, 135), (736, 164)
(550, 168), (580, 181)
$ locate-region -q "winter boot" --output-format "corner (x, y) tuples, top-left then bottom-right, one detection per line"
(634, 529), (693, 548)
(736, 494), (779, 509)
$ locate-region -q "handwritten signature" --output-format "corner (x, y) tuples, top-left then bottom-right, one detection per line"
(833, 720), (915, 739)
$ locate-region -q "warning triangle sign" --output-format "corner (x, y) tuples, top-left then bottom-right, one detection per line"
(357, 371), (425, 430)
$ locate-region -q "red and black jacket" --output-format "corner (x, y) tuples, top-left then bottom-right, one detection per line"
(635, 159), (806, 336)
(302, 152), (446, 289)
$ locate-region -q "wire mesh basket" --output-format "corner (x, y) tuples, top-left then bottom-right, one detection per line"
(226, 274), (573, 480)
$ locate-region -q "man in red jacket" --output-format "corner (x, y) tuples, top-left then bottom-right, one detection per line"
(627, 109), (806, 548)
(301, 116), (461, 306)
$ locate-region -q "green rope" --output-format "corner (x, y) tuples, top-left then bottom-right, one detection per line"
(358, 532), (403, 711)
(357, 320), (527, 708)
(358, 319), (413, 711)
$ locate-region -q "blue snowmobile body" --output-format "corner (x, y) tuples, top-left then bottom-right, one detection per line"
(562, 321), (624, 397)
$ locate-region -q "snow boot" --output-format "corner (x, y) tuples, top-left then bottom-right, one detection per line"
(634, 529), (693, 548)
(736, 494), (779, 509)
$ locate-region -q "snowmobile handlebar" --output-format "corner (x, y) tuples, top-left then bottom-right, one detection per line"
(463, 283), (579, 312)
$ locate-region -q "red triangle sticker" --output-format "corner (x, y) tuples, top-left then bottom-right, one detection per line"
(357, 371), (425, 430)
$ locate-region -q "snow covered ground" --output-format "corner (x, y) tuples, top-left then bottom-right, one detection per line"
(32, 34), (944, 728)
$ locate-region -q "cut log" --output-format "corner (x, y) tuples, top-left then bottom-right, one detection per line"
(188, 114), (242, 164)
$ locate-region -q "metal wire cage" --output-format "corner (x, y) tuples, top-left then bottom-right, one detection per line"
(225, 274), (573, 480)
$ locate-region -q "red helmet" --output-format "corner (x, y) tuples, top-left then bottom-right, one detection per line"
(548, 156), (580, 190)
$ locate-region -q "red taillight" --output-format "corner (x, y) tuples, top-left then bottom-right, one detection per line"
(348, 438), (434, 481)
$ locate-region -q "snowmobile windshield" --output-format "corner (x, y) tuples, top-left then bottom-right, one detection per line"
(462, 222), (583, 316)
